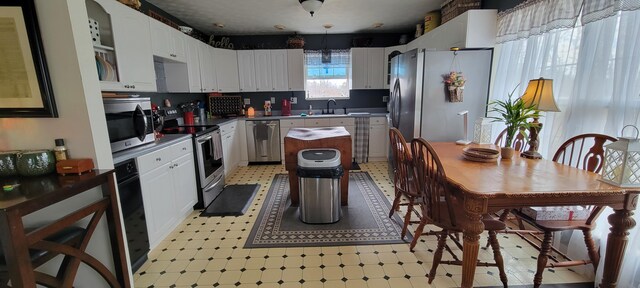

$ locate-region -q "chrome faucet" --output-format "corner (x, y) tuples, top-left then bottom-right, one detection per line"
(324, 98), (337, 114)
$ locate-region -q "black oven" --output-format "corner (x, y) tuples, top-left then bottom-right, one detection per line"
(103, 97), (155, 153)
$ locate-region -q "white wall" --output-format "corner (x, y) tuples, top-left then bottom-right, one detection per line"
(0, 0), (131, 286)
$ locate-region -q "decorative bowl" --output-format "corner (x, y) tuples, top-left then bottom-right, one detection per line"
(0, 151), (19, 177)
(16, 150), (56, 176)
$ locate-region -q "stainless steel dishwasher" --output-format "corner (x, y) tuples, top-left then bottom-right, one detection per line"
(246, 120), (281, 163)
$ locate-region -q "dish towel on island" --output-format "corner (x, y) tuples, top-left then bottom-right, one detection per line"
(354, 117), (370, 163)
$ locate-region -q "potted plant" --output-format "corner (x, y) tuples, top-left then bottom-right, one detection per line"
(488, 87), (538, 159)
(443, 71), (465, 102)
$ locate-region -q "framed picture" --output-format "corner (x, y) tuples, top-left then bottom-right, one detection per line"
(0, 0), (57, 117)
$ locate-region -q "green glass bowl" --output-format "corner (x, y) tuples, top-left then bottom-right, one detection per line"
(16, 150), (56, 176)
(0, 151), (19, 177)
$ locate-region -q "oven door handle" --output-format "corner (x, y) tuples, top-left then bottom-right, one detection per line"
(197, 136), (213, 143)
(203, 175), (224, 191)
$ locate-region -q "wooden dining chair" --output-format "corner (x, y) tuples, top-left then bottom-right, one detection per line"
(494, 127), (529, 152)
(509, 133), (617, 287)
(410, 138), (508, 287)
(388, 127), (421, 239)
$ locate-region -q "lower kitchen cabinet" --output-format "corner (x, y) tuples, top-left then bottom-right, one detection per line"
(368, 117), (388, 161)
(137, 138), (197, 249)
(220, 120), (241, 176)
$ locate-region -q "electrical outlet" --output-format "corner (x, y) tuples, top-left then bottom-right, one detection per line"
(291, 97), (297, 104)
(383, 96), (389, 103)
(244, 98), (251, 105)
(270, 97), (276, 104)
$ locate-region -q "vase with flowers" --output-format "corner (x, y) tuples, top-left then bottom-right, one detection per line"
(443, 71), (465, 102)
(488, 87), (538, 159)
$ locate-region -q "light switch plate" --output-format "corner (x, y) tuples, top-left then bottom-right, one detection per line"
(270, 97), (276, 104)
(244, 98), (251, 105)
(383, 96), (389, 103)
(291, 97), (297, 104)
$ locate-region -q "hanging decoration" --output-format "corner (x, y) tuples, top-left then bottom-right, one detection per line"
(443, 48), (465, 102)
(321, 30), (331, 63)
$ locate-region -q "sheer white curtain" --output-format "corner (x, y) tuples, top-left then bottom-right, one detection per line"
(492, 1), (640, 286)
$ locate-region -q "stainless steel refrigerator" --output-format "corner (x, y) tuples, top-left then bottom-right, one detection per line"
(388, 49), (493, 174)
(389, 48), (493, 141)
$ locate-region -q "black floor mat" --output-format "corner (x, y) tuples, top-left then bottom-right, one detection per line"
(200, 184), (260, 216)
(350, 161), (361, 170)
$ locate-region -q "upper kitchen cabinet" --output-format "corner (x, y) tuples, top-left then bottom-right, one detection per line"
(198, 42), (218, 93)
(349, 48), (384, 90)
(287, 49), (305, 91)
(185, 37), (202, 92)
(87, 0), (157, 92)
(237, 50), (257, 92)
(270, 50), (289, 91)
(383, 45), (406, 89)
(213, 48), (240, 92)
(254, 50), (273, 91)
(407, 10), (497, 51)
(149, 18), (186, 62)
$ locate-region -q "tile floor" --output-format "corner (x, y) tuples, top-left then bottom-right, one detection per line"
(134, 162), (593, 287)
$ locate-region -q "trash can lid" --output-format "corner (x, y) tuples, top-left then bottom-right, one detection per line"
(298, 149), (341, 168)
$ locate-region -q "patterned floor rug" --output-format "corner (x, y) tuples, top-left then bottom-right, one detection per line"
(245, 172), (412, 248)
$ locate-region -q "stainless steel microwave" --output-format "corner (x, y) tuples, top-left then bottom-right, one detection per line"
(103, 97), (154, 153)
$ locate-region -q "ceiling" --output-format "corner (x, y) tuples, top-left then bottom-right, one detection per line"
(145, 0), (444, 35)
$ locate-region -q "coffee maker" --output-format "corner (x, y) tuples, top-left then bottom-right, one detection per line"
(281, 98), (292, 116)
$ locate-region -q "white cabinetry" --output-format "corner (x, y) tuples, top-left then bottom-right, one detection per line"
(149, 18), (186, 62)
(220, 121), (241, 176)
(137, 139), (197, 249)
(237, 50), (257, 92)
(270, 50), (289, 91)
(198, 42), (218, 93)
(254, 50), (272, 92)
(287, 49), (305, 91)
(88, 0), (156, 92)
(407, 10), (497, 51)
(368, 117), (388, 161)
(330, 118), (356, 156)
(349, 48), (384, 90)
(185, 38), (202, 92)
(214, 48), (240, 92)
(383, 45), (407, 89)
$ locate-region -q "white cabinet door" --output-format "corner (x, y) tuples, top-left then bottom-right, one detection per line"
(214, 48), (240, 92)
(221, 131), (233, 176)
(139, 163), (176, 249)
(287, 49), (305, 91)
(220, 121), (240, 176)
(349, 48), (367, 89)
(237, 50), (256, 92)
(149, 18), (186, 62)
(198, 43), (218, 92)
(367, 48), (384, 89)
(170, 29), (186, 62)
(254, 50), (272, 91)
(368, 117), (388, 161)
(109, 2), (156, 91)
(270, 50), (289, 91)
(172, 153), (198, 217)
(185, 38), (202, 92)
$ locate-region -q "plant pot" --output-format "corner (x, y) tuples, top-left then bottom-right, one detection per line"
(0, 151), (19, 177)
(447, 86), (464, 102)
(16, 150), (56, 176)
(501, 147), (515, 160)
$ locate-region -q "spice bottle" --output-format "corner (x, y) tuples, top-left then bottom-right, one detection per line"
(53, 138), (69, 162)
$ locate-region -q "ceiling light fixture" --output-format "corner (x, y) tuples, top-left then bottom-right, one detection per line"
(213, 23), (225, 28)
(299, 0), (324, 17)
(274, 24), (286, 30)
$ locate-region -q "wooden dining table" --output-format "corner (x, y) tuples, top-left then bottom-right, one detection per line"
(430, 142), (638, 288)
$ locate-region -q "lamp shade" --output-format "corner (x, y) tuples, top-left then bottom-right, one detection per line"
(299, 0), (324, 16)
(521, 78), (560, 112)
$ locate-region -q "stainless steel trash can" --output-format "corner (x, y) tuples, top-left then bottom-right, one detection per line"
(296, 149), (344, 224)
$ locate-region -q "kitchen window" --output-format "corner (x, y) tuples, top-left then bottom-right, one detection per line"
(304, 50), (350, 99)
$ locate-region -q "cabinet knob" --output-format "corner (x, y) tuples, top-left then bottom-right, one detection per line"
(156, 157), (161, 161)
(132, 85), (136, 89)
(182, 147), (187, 151)
(124, 85), (130, 88)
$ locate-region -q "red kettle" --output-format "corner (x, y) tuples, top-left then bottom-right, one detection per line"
(281, 98), (292, 116)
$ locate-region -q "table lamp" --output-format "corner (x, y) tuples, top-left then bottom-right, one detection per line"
(520, 78), (560, 159)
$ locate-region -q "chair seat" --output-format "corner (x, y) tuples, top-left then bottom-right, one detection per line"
(513, 209), (595, 232)
(0, 226), (85, 270)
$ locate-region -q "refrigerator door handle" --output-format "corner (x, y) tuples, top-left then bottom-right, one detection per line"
(391, 79), (401, 128)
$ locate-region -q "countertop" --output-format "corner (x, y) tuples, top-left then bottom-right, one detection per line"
(198, 113), (389, 125)
(112, 134), (192, 165)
